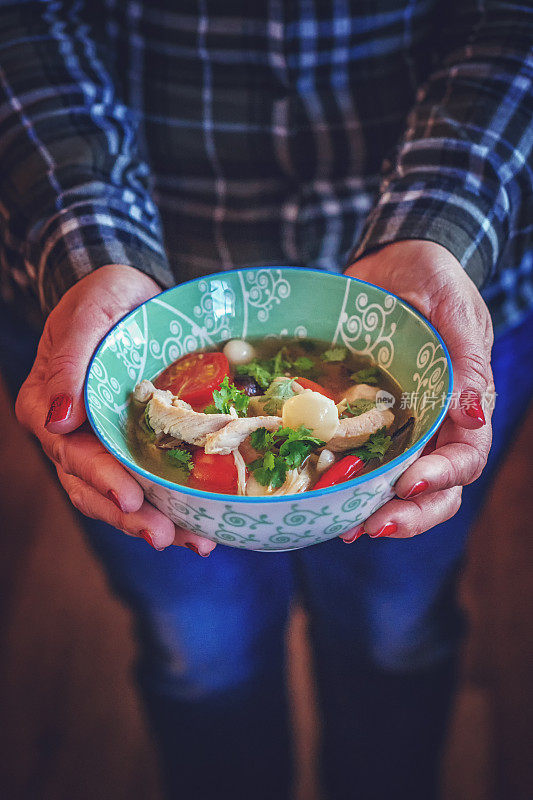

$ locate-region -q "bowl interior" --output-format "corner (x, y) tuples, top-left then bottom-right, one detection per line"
(85, 268), (452, 489)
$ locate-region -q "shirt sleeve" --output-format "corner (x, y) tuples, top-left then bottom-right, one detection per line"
(348, 0), (533, 289)
(0, 0), (175, 314)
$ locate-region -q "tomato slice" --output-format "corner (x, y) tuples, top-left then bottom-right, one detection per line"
(154, 352), (230, 405)
(294, 377), (335, 400)
(188, 451), (238, 494)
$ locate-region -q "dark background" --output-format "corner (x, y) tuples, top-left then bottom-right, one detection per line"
(1, 371), (532, 800)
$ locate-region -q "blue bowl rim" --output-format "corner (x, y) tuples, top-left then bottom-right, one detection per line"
(85, 266), (453, 504)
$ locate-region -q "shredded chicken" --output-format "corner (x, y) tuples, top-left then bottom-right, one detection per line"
(245, 474), (271, 497)
(146, 391), (232, 446)
(327, 407), (394, 451)
(154, 432), (183, 449)
(244, 462), (314, 497)
(232, 449), (248, 496)
(336, 383), (379, 409)
(133, 379), (165, 403)
(204, 415), (282, 455)
(272, 462), (315, 495)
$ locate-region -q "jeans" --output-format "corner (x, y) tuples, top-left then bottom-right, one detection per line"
(2, 301), (533, 800)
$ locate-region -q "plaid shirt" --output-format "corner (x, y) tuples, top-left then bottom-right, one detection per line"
(1, 0), (532, 334)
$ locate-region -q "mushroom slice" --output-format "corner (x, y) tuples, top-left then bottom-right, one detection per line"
(327, 408), (394, 452)
(204, 415), (282, 456)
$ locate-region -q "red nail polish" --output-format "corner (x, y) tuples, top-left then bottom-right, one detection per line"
(368, 522), (398, 539)
(404, 480), (429, 499)
(106, 489), (122, 510)
(45, 393), (73, 427)
(460, 389), (486, 426)
(185, 542), (210, 557)
(139, 529), (164, 551)
(341, 525), (365, 543)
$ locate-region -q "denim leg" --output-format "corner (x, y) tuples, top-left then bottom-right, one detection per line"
(295, 312), (533, 800)
(85, 526), (294, 800)
(0, 304), (295, 800)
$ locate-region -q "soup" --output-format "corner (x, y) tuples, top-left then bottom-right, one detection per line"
(128, 338), (414, 495)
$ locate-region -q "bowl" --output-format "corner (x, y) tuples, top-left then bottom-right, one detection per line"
(85, 268), (452, 551)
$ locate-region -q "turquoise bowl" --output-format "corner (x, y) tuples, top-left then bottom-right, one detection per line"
(85, 268), (452, 551)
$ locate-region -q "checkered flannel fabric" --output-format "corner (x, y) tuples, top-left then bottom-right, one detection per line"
(0, 0), (532, 331)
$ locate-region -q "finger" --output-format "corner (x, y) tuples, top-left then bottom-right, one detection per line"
(15, 370), (46, 436)
(56, 466), (176, 549)
(43, 429), (144, 513)
(395, 417), (492, 499)
(357, 487), (463, 540)
(44, 266), (160, 434)
(442, 314), (495, 432)
(172, 526), (218, 557)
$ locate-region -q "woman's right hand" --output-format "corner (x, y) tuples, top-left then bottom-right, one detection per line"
(15, 264), (216, 556)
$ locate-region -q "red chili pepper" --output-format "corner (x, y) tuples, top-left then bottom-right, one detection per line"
(314, 455), (365, 489)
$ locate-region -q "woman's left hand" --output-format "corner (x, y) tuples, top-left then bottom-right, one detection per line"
(342, 240), (494, 540)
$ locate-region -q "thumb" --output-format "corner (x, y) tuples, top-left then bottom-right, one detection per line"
(43, 265), (160, 434)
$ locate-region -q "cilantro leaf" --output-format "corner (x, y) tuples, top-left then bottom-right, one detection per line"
(249, 425), (325, 489)
(342, 398), (376, 417)
(351, 367), (380, 385)
(279, 439), (315, 469)
(323, 347), (347, 363)
(347, 428), (392, 462)
(166, 448), (193, 473)
(252, 455), (288, 489)
(143, 404), (155, 436)
(272, 348), (292, 378)
(262, 378), (297, 415)
(210, 376), (250, 416)
(250, 427), (277, 452)
(235, 360), (273, 389)
(234, 346), (307, 389)
(274, 425), (325, 447)
(293, 356), (314, 373)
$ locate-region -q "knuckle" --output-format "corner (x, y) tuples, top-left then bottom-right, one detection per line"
(444, 486), (463, 521)
(407, 503), (424, 538)
(68, 488), (86, 514)
(47, 352), (79, 385)
(14, 390), (27, 426)
(457, 352), (489, 389)
(466, 448), (488, 485)
(50, 436), (67, 470)
(451, 486), (463, 515)
(434, 453), (457, 489)
(88, 450), (110, 482)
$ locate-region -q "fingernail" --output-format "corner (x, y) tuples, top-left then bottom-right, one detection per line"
(341, 525), (365, 543)
(368, 522), (398, 539)
(185, 542), (210, 557)
(404, 479), (429, 499)
(139, 529), (165, 551)
(460, 389), (486, 426)
(45, 393), (73, 427)
(106, 489), (123, 510)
